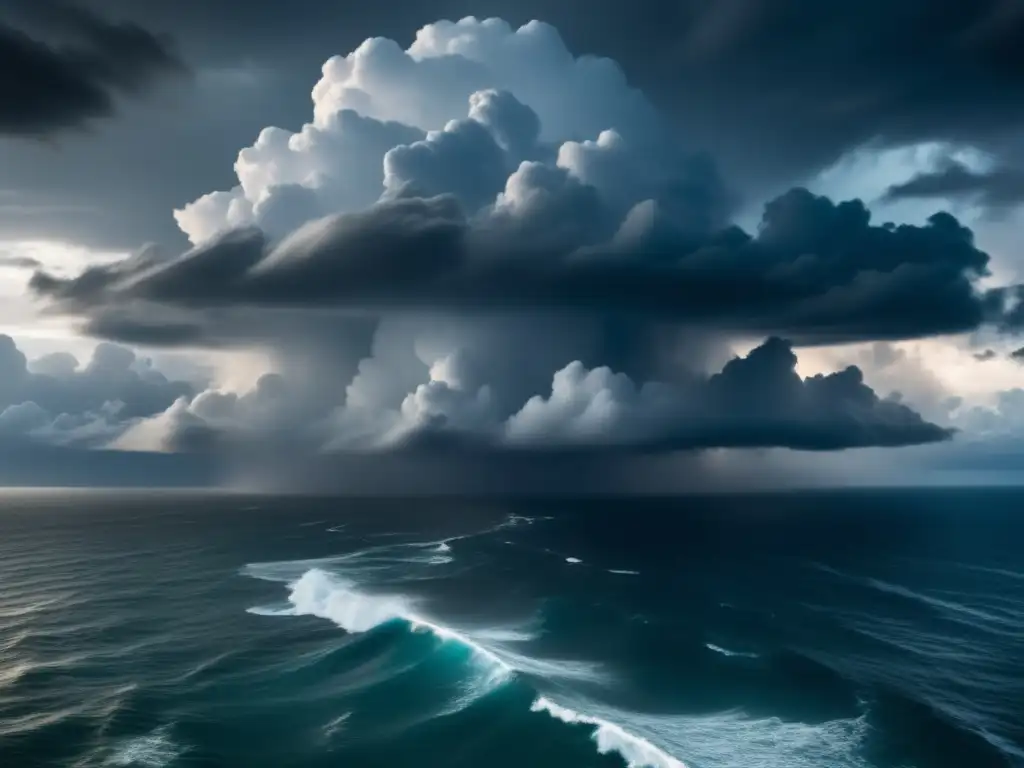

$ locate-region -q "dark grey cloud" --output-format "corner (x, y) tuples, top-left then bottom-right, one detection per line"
(31, 187), (997, 344)
(501, 337), (952, 451)
(1, 2), (1017, 486)
(152, 336), (950, 455)
(1011, 347), (1024, 363)
(0, 0), (185, 136)
(73, 0), (1024, 189)
(973, 349), (998, 361)
(883, 159), (1024, 210)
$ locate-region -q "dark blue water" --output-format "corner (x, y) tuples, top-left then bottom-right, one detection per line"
(0, 490), (1022, 767)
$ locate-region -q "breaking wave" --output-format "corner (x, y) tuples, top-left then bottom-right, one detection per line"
(246, 566), (686, 767)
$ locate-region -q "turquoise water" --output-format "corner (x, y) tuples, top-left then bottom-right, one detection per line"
(0, 490), (1022, 767)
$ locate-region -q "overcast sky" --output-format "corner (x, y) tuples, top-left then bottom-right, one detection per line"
(2, 0), (1024, 490)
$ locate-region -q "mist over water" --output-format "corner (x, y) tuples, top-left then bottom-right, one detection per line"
(0, 490), (1022, 767)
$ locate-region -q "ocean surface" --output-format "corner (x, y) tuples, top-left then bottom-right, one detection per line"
(1, 489), (1022, 768)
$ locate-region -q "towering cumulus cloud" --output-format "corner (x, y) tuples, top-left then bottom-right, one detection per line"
(30, 17), (986, 477)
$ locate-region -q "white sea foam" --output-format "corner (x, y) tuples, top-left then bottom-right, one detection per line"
(322, 712), (351, 739)
(288, 569), (419, 634)
(566, 557), (583, 564)
(256, 569), (602, 683)
(470, 626), (534, 643)
(426, 542), (454, 565)
(278, 569), (520, 682)
(533, 696), (874, 768)
(609, 569), (640, 576)
(665, 709), (871, 768)
(246, 605), (296, 617)
(247, 564), (871, 768)
(531, 697), (688, 768)
(106, 725), (182, 767)
(705, 643), (760, 659)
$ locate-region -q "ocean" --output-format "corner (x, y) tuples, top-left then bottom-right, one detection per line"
(0, 489), (1022, 768)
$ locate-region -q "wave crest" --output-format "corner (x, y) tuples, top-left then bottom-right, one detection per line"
(532, 697), (688, 768)
(289, 569), (415, 634)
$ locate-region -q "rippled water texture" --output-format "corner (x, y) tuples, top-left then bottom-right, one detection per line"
(1, 490), (1022, 767)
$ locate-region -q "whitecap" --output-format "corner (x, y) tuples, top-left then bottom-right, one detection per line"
(471, 627), (535, 643)
(107, 725), (183, 767)
(566, 557), (583, 564)
(287, 568), (417, 634)
(663, 708), (871, 768)
(609, 569), (640, 576)
(534, 696), (874, 768)
(252, 569), (602, 683)
(705, 643), (760, 659)
(427, 541), (454, 565)
(531, 697), (688, 768)
(246, 605), (296, 617)
(322, 712), (351, 739)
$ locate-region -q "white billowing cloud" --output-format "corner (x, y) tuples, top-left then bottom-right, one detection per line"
(173, 189), (255, 246)
(175, 113), (423, 243)
(312, 18), (655, 141)
(506, 361), (677, 445)
(397, 353), (499, 433)
(173, 17), (666, 246)
(382, 109), (511, 211)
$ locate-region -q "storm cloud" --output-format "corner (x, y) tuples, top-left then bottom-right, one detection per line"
(33, 187), (997, 345)
(118, 336), (951, 457)
(78, 0), (1024, 185)
(29, 18), (999, 347)
(13, 14), (1007, 479)
(5, 0), (1024, 254)
(0, 0), (185, 136)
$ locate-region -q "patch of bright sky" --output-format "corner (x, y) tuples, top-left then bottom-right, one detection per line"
(0, 239), (273, 389)
(733, 140), (1024, 411)
(731, 141), (1020, 279)
(0, 240), (131, 359)
(807, 140), (1020, 286)
(796, 338), (1024, 408)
